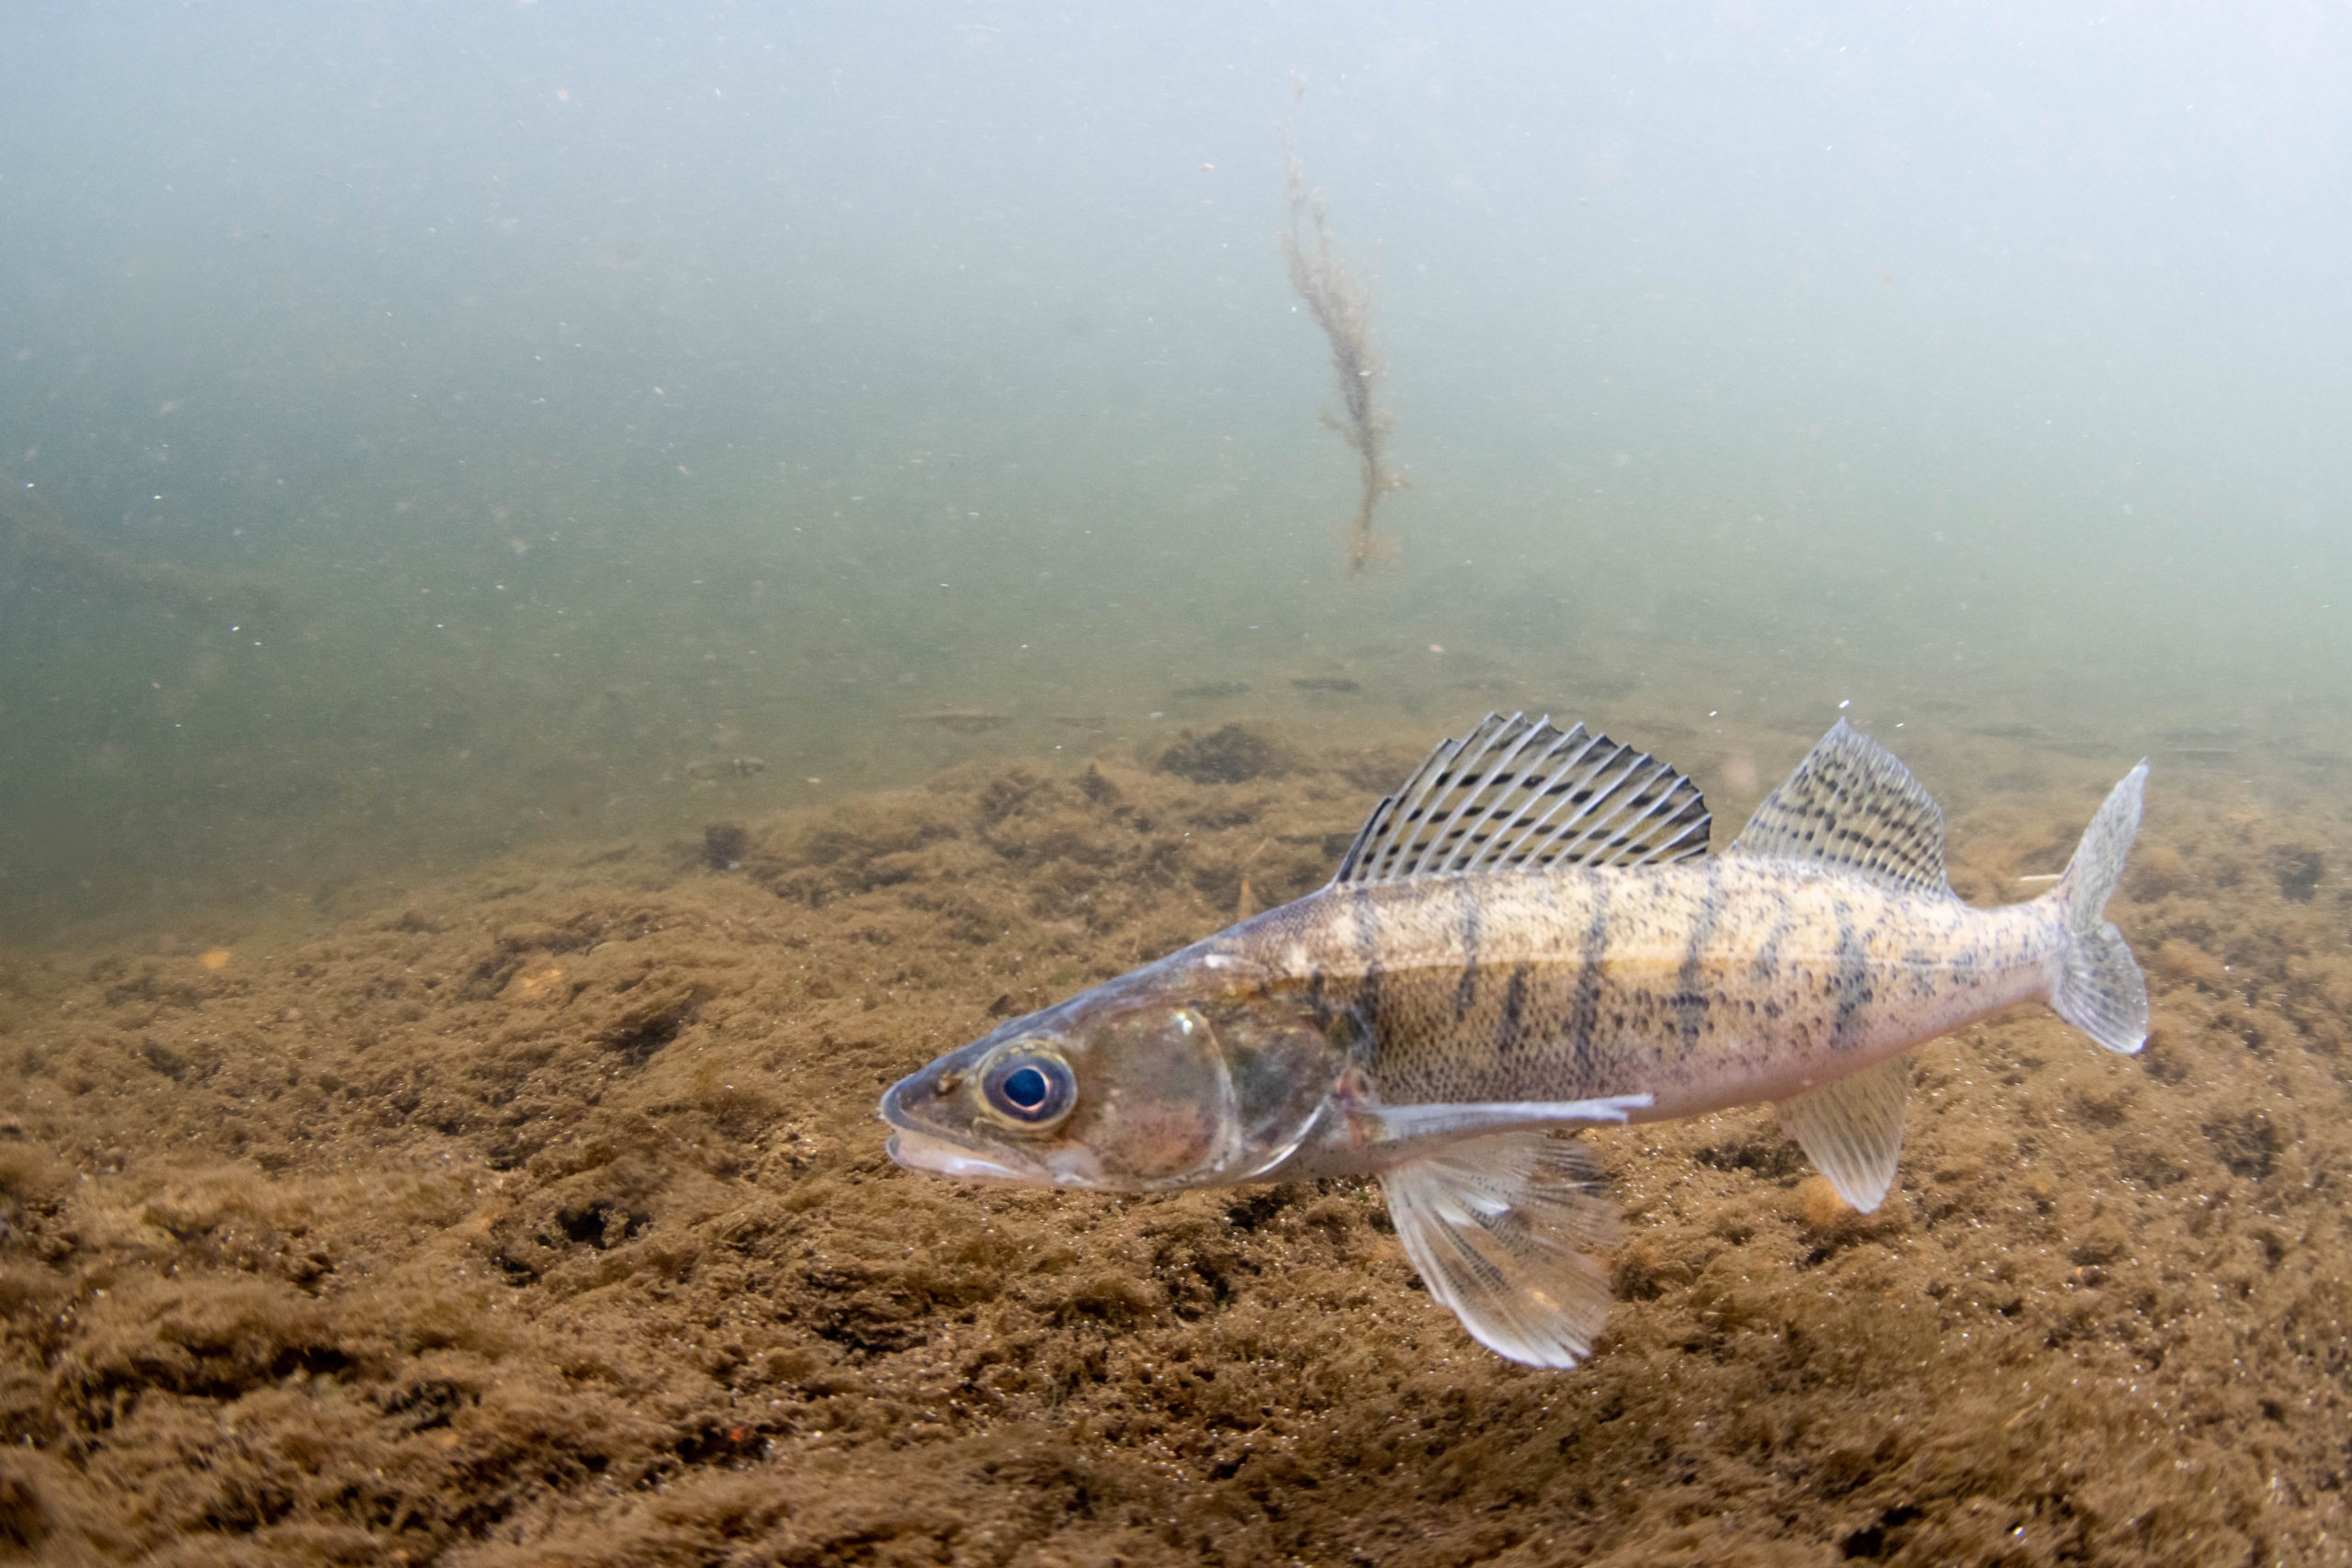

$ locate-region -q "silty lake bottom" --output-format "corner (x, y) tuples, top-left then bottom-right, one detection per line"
(0, 671), (2347, 1568)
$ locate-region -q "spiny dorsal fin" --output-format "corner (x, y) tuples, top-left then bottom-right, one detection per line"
(1333, 713), (1709, 886)
(1725, 718), (1951, 897)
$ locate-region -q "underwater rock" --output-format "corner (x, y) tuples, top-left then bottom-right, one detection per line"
(1155, 723), (1280, 784)
(703, 822), (749, 872)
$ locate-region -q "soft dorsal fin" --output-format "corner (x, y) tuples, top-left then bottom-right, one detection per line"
(1333, 713), (1709, 886)
(1726, 718), (1952, 897)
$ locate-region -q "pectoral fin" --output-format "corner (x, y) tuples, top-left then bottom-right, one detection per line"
(1775, 1055), (1910, 1213)
(1380, 1131), (1621, 1369)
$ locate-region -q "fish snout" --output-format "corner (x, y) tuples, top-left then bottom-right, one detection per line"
(878, 1044), (1047, 1183)
(876, 1055), (969, 1135)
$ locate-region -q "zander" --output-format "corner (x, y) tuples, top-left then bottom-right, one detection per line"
(880, 716), (2148, 1368)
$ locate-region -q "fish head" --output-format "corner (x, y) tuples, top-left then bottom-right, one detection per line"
(880, 956), (1343, 1191)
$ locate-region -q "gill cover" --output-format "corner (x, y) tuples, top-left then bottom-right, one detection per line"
(1069, 1004), (1248, 1187)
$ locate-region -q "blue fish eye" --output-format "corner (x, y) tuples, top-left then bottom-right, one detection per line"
(1002, 1066), (1050, 1109)
(984, 1049), (1074, 1127)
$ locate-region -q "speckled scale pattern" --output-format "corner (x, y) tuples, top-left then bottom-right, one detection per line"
(1228, 855), (2066, 1122)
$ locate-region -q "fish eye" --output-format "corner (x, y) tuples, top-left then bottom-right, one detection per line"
(980, 1044), (1076, 1130)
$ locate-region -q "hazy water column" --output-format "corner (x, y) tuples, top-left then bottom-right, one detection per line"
(0, 4), (2346, 935)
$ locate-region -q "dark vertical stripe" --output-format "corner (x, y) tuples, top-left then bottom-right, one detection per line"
(1673, 858), (1724, 1051)
(1451, 882), (1484, 1023)
(1753, 886), (1794, 982)
(1351, 884), (1385, 1032)
(1831, 897), (1872, 1048)
(1566, 877), (1611, 1080)
(1496, 963), (1531, 1057)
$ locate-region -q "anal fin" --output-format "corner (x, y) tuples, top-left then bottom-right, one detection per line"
(1379, 1132), (1620, 1369)
(1775, 1055), (1910, 1213)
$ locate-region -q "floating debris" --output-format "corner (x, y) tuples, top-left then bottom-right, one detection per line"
(1282, 95), (1401, 571)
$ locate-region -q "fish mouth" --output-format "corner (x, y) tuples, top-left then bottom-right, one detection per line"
(883, 1123), (1114, 1189)
(882, 1125), (1036, 1184)
(880, 1047), (1127, 1188)
(879, 1074), (1114, 1189)
(879, 1074), (1042, 1183)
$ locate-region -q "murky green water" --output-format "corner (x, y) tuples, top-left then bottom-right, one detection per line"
(3, 6), (2346, 942)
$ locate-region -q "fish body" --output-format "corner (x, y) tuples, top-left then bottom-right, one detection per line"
(882, 715), (2149, 1367)
(1218, 858), (2063, 1127)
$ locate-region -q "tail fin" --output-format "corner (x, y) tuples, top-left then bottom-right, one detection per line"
(2049, 761), (2150, 1054)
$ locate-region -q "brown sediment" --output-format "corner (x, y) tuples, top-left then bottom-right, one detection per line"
(0, 734), (2345, 1563)
(1281, 107), (1399, 573)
